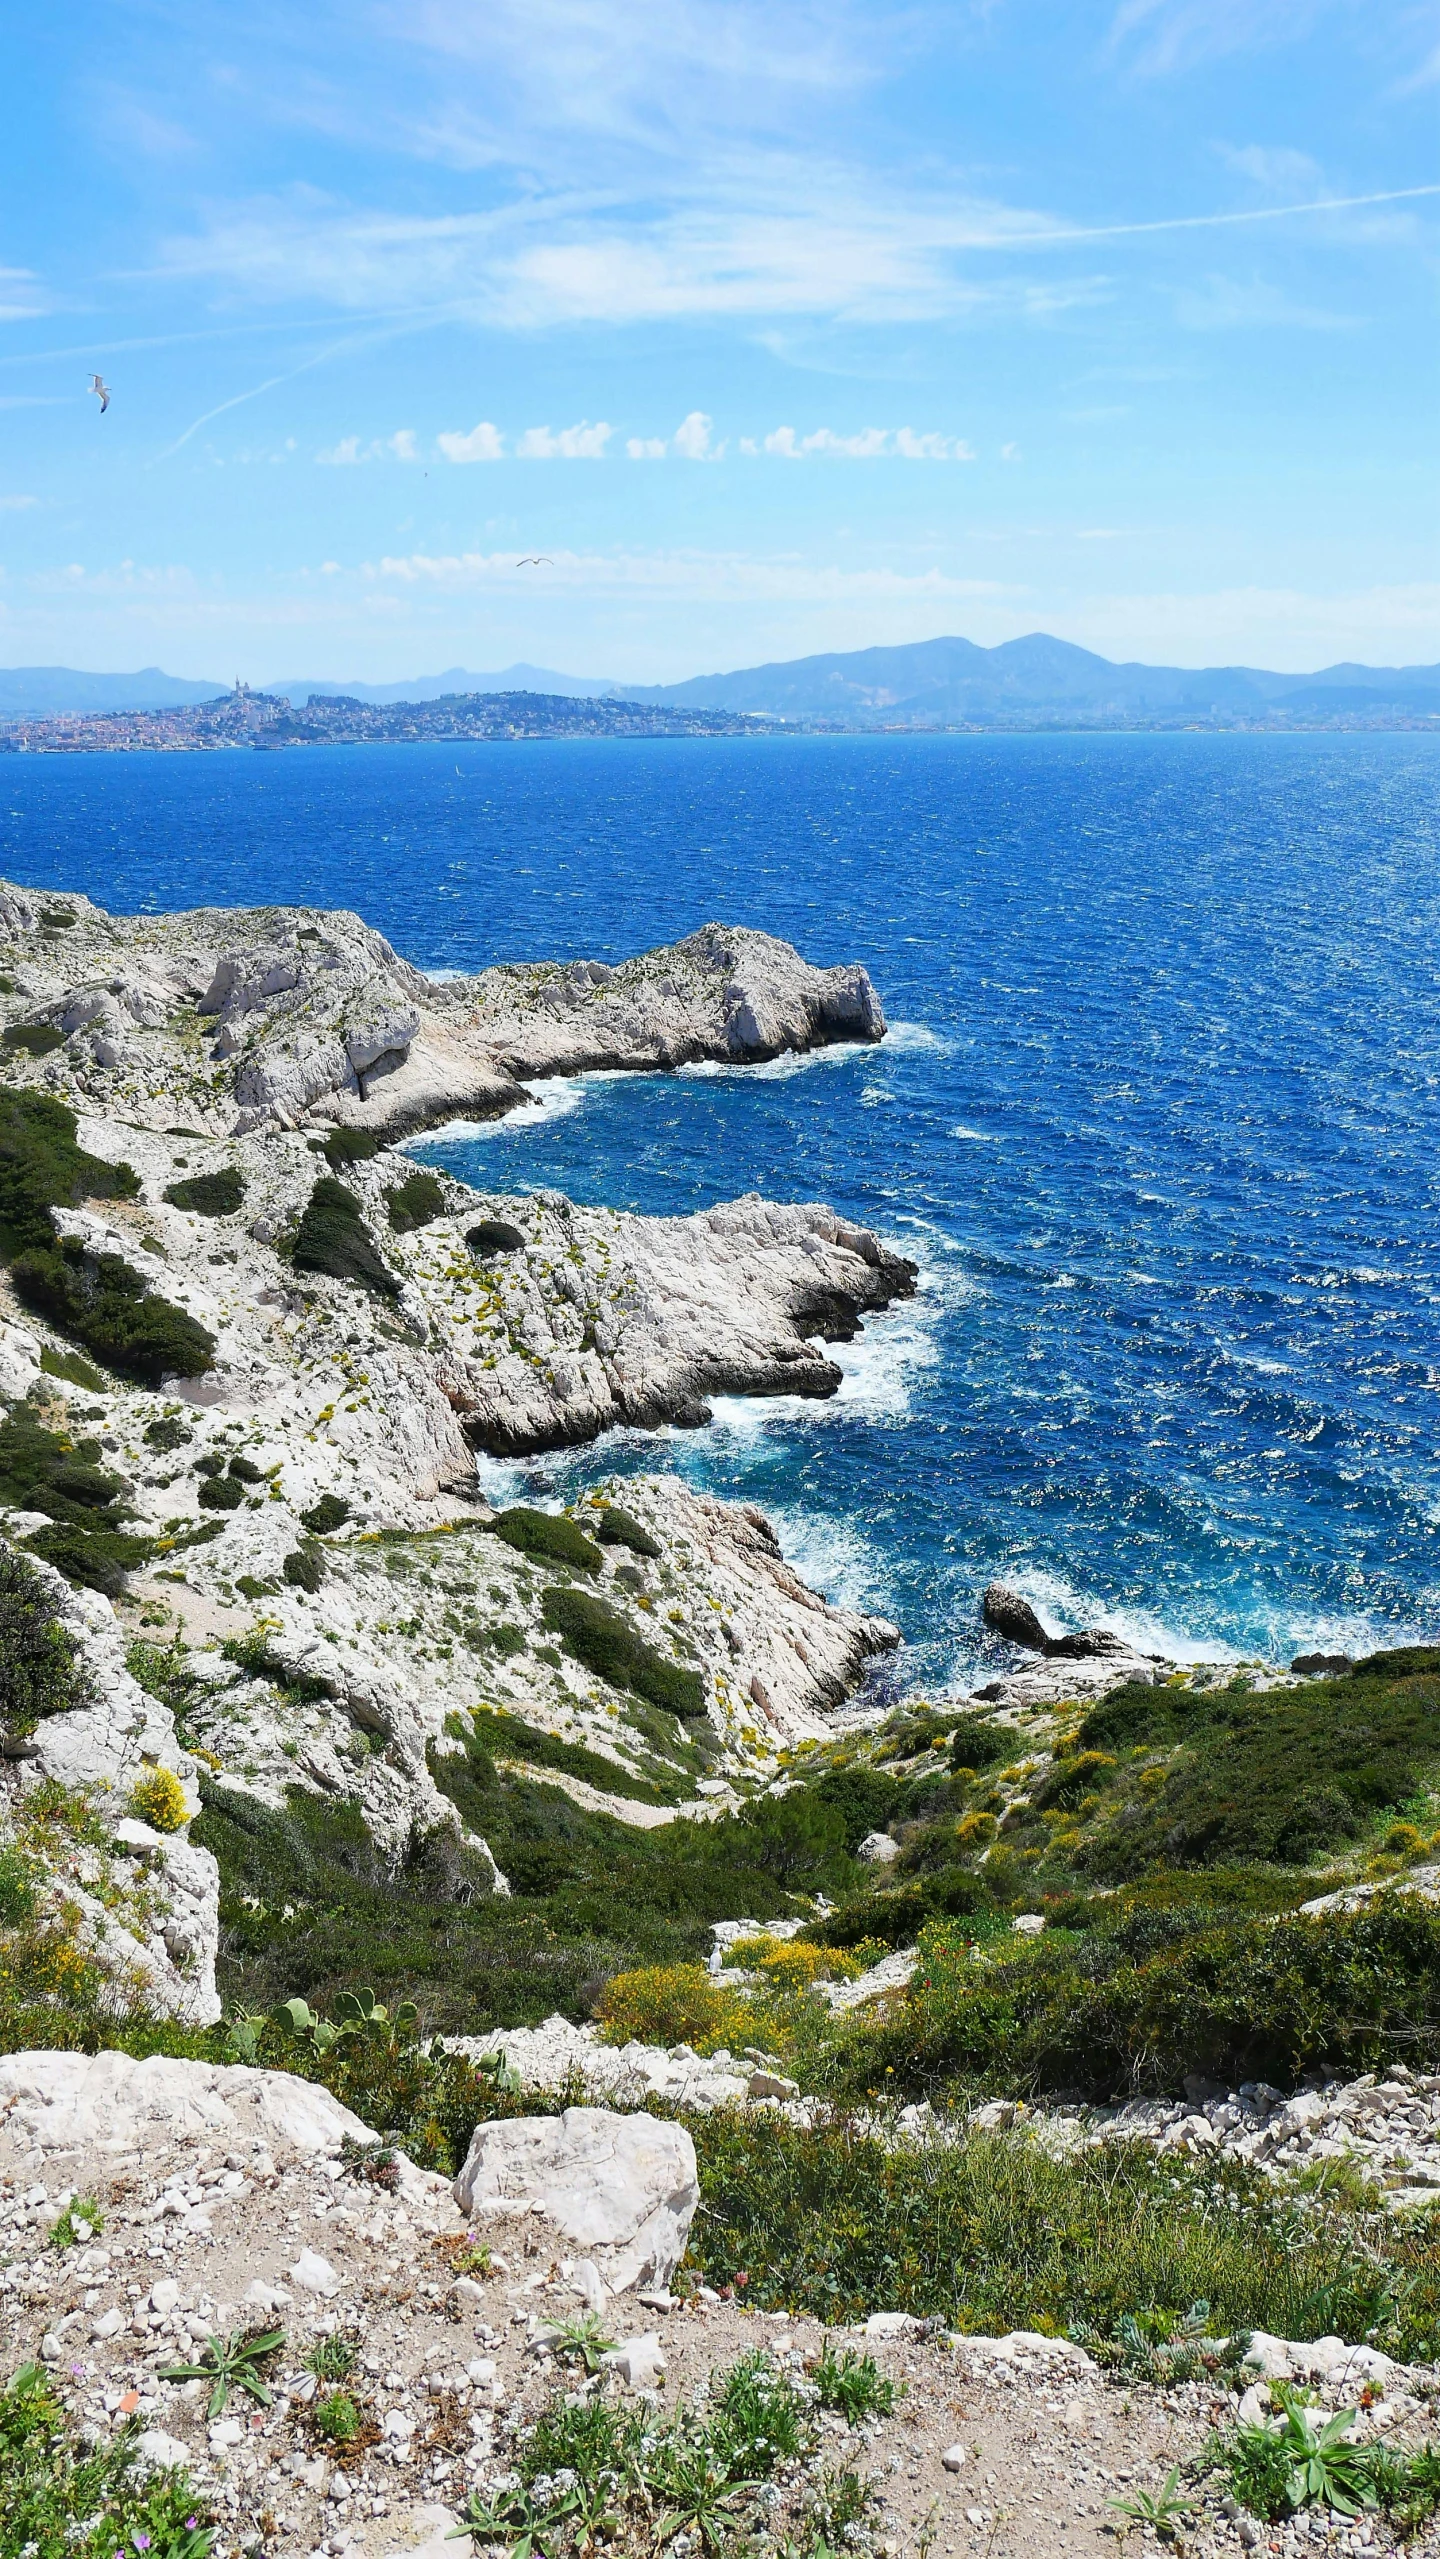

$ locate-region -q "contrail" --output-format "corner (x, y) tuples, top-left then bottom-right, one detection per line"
(148, 335), (370, 465)
(989, 181), (1440, 249)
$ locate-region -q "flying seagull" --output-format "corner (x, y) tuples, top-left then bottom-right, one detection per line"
(89, 373), (111, 414)
(517, 555), (553, 567)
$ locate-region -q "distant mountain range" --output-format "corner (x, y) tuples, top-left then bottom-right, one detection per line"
(3, 635), (1439, 729)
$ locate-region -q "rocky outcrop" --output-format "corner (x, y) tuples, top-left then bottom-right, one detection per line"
(0, 1546), (221, 2025)
(0, 884), (886, 1142)
(981, 1582), (1137, 1663)
(452, 2106), (699, 2293)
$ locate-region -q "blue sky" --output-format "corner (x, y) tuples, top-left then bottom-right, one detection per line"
(1, 1), (1436, 683)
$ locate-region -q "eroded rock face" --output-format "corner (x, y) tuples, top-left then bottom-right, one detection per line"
(452, 2105), (699, 2292)
(0, 2048), (429, 2186)
(0, 1547), (221, 2026)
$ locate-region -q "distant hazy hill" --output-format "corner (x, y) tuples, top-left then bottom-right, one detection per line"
(6, 638), (1439, 727)
(631, 634), (1440, 724)
(0, 665), (226, 718)
(267, 663), (623, 705)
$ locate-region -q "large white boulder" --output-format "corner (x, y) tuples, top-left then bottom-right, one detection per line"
(0, 2049), (433, 2194)
(451, 2105), (699, 2291)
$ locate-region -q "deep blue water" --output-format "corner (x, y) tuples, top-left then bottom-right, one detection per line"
(5, 732), (1439, 1689)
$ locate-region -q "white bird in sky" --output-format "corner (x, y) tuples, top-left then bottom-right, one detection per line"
(89, 373), (110, 414)
(517, 555), (553, 567)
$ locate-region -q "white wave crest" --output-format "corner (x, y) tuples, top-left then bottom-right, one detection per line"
(883, 1020), (954, 1055)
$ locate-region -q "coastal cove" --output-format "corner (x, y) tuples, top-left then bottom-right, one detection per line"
(3, 727), (1439, 1682)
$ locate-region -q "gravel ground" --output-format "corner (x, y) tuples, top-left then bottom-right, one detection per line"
(2, 2079), (1438, 2559)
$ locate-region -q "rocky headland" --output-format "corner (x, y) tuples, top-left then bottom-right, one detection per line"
(0, 884), (913, 2025)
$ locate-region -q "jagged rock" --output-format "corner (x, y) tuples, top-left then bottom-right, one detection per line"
(452, 2106), (699, 2291)
(1291, 1651), (1354, 1676)
(981, 1585), (1050, 1651)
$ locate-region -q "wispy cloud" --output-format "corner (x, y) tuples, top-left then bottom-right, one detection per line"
(317, 427), (419, 462)
(367, 542), (1009, 604)
(0, 493), (38, 511)
(1107, 0), (1330, 79)
(1174, 272), (1359, 329)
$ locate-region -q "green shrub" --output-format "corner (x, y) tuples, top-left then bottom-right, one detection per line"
(2, 1023), (65, 1057)
(733, 1790), (850, 1887)
(0, 1401), (150, 1595)
(846, 1897), (1440, 2101)
(0, 1087), (139, 1256)
(542, 1585), (706, 1716)
(12, 1238), (216, 1383)
(462, 1708), (679, 1805)
(164, 1166), (245, 1216)
(320, 1126), (382, 1171)
(0, 1845), (37, 1924)
(592, 1504), (662, 1559)
(1077, 1675), (1440, 1876)
(0, 1544), (81, 1736)
(198, 1474), (245, 1512)
(291, 1176), (400, 1296)
(283, 1542), (325, 1592)
(808, 1866), (993, 1950)
(487, 1506), (603, 1573)
(228, 1453), (264, 1484)
(466, 1217), (524, 1256)
(386, 1170), (447, 1231)
(39, 1344), (107, 1390)
(302, 1493), (350, 1533)
(145, 1413), (194, 1451)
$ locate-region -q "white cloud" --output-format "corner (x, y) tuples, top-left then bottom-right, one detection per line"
(672, 409), (721, 459)
(437, 418), (505, 461)
(1000, 441), (1022, 462)
(389, 428), (419, 460)
(1107, 0), (1328, 79)
(516, 420), (612, 457)
(762, 424), (969, 458)
(0, 494), (38, 511)
(317, 435), (364, 465)
(626, 436), (668, 459)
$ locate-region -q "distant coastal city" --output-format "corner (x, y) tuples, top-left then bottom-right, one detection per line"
(3, 633), (1440, 753)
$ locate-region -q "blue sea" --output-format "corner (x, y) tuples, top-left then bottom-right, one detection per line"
(5, 732), (1439, 1692)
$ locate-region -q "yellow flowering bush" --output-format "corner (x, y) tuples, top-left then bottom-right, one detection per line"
(128, 1767), (189, 1833)
(594, 1963), (750, 2054)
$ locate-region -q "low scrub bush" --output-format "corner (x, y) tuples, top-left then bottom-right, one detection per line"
(163, 1167), (245, 1216)
(1071, 1672), (1440, 1876)
(486, 1506), (603, 1573)
(302, 1493), (350, 1533)
(283, 1541), (325, 1591)
(291, 1176), (399, 1296)
(591, 1503), (662, 1559)
(12, 1238), (216, 1383)
(2, 1022), (65, 1057)
(844, 1897), (1440, 2101)
(0, 1542), (82, 1736)
(594, 1962), (751, 2053)
(319, 1127), (382, 1170)
(0, 1086), (139, 1256)
(385, 1169), (447, 1231)
(460, 1707), (680, 1806)
(198, 1472), (246, 1511)
(0, 1400), (150, 1596)
(39, 1343), (106, 1389)
(465, 1216), (524, 1256)
(542, 1585), (706, 1716)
